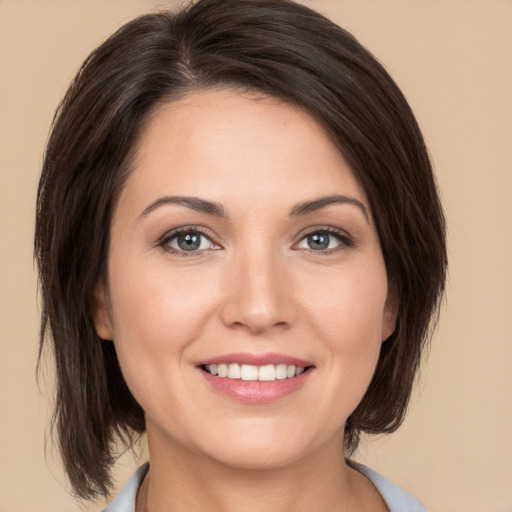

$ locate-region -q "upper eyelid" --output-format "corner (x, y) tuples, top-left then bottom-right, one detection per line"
(292, 227), (354, 252)
(296, 225), (352, 240)
(158, 227), (220, 257)
(159, 225), (217, 244)
(157, 225), (353, 249)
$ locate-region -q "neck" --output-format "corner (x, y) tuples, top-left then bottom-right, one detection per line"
(136, 426), (384, 512)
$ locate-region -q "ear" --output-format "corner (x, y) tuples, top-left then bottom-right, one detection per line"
(90, 279), (114, 340)
(382, 288), (398, 342)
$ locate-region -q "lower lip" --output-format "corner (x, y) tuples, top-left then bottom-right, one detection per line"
(199, 368), (312, 403)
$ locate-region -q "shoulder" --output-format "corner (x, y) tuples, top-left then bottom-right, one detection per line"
(102, 463), (149, 512)
(349, 460), (427, 512)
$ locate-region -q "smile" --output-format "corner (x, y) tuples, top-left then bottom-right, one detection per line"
(198, 354), (314, 403)
(204, 363), (305, 381)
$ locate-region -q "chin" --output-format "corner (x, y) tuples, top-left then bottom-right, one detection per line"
(191, 421), (335, 472)
(205, 443), (308, 472)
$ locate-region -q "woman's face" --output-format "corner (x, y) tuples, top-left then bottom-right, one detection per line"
(94, 89), (396, 470)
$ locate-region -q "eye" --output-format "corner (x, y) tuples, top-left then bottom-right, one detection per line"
(160, 228), (218, 254)
(295, 229), (351, 252)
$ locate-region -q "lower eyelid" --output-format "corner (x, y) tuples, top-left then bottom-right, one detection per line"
(295, 229), (353, 249)
(158, 227), (218, 252)
(157, 227), (353, 255)
(169, 234), (212, 250)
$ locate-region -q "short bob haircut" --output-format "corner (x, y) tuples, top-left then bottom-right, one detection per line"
(35, 0), (446, 501)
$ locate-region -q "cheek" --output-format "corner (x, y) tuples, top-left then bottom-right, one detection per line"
(109, 261), (216, 348)
(297, 260), (388, 404)
(301, 263), (388, 346)
(105, 260), (219, 403)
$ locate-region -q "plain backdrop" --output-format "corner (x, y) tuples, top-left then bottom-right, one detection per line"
(1, 1), (511, 511)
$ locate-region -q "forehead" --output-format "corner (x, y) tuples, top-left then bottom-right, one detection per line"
(120, 88), (368, 215)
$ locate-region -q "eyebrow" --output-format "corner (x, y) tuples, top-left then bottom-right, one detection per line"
(289, 195), (369, 222)
(140, 194), (369, 222)
(141, 196), (227, 217)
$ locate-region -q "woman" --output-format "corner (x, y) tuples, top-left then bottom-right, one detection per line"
(35, 0), (446, 510)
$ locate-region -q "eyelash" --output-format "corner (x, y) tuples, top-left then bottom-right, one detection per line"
(157, 225), (354, 257)
(294, 227), (354, 254)
(158, 226), (217, 258)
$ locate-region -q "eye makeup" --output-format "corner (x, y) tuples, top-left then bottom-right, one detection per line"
(157, 225), (221, 258)
(155, 222), (356, 259)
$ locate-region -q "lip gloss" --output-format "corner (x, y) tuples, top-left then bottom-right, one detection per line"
(197, 352), (314, 403)
(199, 368), (312, 403)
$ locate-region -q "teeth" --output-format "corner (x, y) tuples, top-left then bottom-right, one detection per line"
(275, 364), (287, 380)
(227, 363), (241, 379)
(287, 365), (296, 378)
(205, 363), (306, 381)
(258, 364), (275, 381)
(241, 364), (258, 381)
(217, 364), (228, 377)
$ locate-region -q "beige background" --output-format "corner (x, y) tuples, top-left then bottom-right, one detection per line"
(1, 1), (511, 511)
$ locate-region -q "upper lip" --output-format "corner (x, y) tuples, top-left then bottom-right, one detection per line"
(198, 352), (314, 368)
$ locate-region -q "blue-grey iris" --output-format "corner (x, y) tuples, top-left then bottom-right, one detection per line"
(178, 233), (201, 251)
(308, 233), (330, 250)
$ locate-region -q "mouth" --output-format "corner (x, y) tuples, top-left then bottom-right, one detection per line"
(197, 353), (315, 403)
(201, 363), (309, 381)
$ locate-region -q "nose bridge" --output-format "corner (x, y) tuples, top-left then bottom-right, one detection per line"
(221, 240), (292, 333)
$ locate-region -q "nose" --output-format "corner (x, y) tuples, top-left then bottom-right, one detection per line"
(220, 247), (295, 335)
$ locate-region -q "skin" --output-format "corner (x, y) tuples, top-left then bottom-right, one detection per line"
(93, 89), (395, 512)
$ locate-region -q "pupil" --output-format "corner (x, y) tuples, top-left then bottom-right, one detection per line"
(308, 233), (329, 250)
(178, 233), (201, 251)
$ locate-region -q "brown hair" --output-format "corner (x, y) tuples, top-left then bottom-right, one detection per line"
(35, 0), (446, 500)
